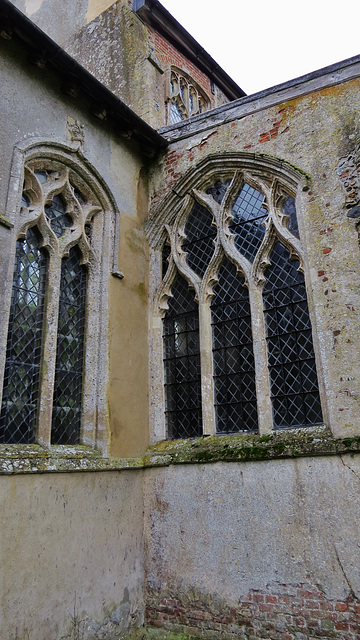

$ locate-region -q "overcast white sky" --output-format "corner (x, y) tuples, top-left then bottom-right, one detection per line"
(161, 0), (360, 95)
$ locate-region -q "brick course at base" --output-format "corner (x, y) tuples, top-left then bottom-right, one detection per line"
(145, 586), (360, 639)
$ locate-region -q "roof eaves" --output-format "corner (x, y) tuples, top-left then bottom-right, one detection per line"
(0, 0), (168, 155)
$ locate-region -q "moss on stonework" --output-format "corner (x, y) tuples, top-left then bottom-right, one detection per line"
(143, 424), (360, 467)
(1, 425), (360, 475)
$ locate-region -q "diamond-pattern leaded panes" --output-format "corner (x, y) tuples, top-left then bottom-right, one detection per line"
(183, 201), (216, 278)
(163, 273), (202, 439)
(263, 242), (322, 429)
(0, 227), (47, 443)
(282, 195), (299, 238)
(45, 194), (72, 238)
(206, 179), (231, 204)
(51, 246), (87, 445)
(211, 257), (258, 433)
(229, 183), (267, 262)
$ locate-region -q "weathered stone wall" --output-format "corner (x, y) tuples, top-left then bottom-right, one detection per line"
(143, 454), (360, 639)
(149, 70), (360, 439)
(141, 62), (360, 639)
(0, 23), (152, 640)
(65, 2), (231, 128)
(1, 470), (145, 640)
(7, 0), (133, 46)
(8, 0), (231, 129)
(0, 34), (151, 457)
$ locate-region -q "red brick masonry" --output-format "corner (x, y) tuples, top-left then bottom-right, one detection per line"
(146, 585), (360, 639)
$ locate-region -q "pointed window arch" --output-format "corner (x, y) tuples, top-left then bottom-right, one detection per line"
(167, 67), (210, 125)
(150, 161), (323, 440)
(0, 144), (117, 451)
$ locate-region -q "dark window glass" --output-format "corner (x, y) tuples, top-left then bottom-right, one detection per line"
(45, 194), (72, 238)
(282, 195), (299, 238)
(211, 257), (258, 433)
(163, 274), (202, 439)
(0, 228), (47, 443)
(206, 179), (231, 204)
(230, 183), (267, 262)
(161, 243), (171, 280)
(183, 201), (216, 278)
(51, 246), (87, 444)
(263, 242), (322, 429)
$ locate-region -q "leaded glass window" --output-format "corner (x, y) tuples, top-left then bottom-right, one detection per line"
(263, 242), (322, 428)
(0, 156), (108, 448)
(51, 247), (87, 444)
(167, 68), (210, 125)
(45, 194), (72, 238)
(212, 258), (257, 433)
(0, 227), (47, 443)
(183, 202), (216, 278)
(230, 183), (267, 262)
(163, 274), (202, 439)
(155, 171), (323, 439)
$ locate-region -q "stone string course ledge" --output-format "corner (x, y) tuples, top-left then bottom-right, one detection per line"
(1, 425), (360, 474)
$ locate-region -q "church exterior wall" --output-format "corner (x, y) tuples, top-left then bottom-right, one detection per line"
(143, 455), (360, 639)
(2, 3), (360, 639)
(148, 69), (360, 440)
(142, 61), (360, 639)
(1, 470), (145, 640)
(0, 26), (151, 640)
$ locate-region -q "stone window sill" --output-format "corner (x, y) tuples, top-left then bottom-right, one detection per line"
(1, 425), (359, 474)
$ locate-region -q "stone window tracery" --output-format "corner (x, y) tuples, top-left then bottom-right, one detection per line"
(0, 148), (115, 451)
(151, 168), (323, 439)
(167, 68), (210, 125)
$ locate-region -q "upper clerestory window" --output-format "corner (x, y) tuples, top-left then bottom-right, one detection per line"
(167, 67), (210, 125)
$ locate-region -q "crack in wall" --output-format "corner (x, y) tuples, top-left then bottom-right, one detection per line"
(339, 453), (360, 482)
(334, 544), (356, 599)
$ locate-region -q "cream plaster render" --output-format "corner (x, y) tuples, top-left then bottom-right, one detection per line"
(0, 35), (152, 457)
(86, 0), (121, 23)
(0, 470), (145, 640)
(144, 454), (360, 604)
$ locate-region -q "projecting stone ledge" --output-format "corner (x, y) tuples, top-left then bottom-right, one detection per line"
(143, 424), (360, 467)
(1, 424), (360, 474)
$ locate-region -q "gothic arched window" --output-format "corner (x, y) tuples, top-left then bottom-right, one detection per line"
(153, 168), (323, 439)
(163, 274), (202, 439)
(0, 151), (114, 449)
(167, 68), (210, 125)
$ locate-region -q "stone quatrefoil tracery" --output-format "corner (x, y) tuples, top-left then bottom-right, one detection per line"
(0, 160), (103, 445)
(158, 170), (323, 437)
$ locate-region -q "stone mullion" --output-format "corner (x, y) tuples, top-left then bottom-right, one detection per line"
(249, 285), (273, 435)
(199, 300), (216, 436)
(37, 253), (62, 445)
(149, 249), (167, 442)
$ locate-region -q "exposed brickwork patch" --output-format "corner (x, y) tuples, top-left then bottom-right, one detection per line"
(146, 585), (360, 639)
